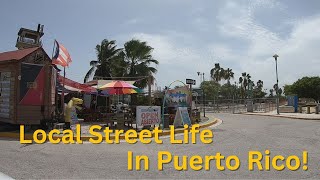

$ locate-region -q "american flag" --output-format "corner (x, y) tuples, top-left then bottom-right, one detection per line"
(52, 40), (72, 67)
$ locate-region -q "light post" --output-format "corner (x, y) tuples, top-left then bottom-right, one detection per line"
(197, 72), (205, 117)
(273, 54), (280, 115)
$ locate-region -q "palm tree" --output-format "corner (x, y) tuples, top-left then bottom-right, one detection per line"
(224, 68), (234, 84)
(121, 39), (159, 88)
(256, 80), (263, 90)
(239, 77), (244, 98)
(269, 89), (274, 97)
(210, 63), (229, 83)
(242, 72), (248, 95)
(210, 63), (221, 82)
(84, 39), (123, 83)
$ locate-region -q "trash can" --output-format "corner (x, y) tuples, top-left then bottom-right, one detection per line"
(316, 104), (319, 114)
(163, 114), (170, 129)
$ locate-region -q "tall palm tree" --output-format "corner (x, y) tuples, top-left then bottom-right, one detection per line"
(224, 68), (234, 84)
(239, 77), (243, 99)
(121, 39), (159, 88)
(210, 63), (228, 83)
(84, 39), (123, 83)
(269, 89), (274, 97)
(256, 80), (263, 90)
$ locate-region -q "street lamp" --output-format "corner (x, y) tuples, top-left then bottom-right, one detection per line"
(273, 54), (280, 115)
(197, 72), (205, 117)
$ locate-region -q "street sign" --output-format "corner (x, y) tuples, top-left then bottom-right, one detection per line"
(186, 79), (196, 85)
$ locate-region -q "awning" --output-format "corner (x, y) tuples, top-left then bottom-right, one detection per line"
(57, 75), (97, 93)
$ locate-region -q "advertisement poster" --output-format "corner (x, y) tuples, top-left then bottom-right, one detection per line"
(165, 86), (192, 108)
(136, 106), (161, 126)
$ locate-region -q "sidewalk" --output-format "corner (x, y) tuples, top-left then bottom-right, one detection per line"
(245, 110), (320, 120)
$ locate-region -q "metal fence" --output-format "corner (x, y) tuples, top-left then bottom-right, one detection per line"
(195, 98), (277, 114)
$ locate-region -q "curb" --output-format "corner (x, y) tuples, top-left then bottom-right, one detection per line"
(0, 118), (219, 141)
(243, 113), (320, 120)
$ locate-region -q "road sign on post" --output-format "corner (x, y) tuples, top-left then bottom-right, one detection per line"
(186, 79), (196, 85)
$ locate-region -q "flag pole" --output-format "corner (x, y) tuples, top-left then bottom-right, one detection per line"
(61, 67), (66, 119)
(51, 40), (58, 115)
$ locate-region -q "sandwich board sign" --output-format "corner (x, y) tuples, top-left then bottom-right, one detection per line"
(136, 106), (161, 126)
(173, 107), (191, 127)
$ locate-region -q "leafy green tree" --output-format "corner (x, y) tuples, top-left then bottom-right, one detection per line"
(84, 39), (123, 83)
(286, 76), (320, 101)
(284, 84), (295, 96)
(220, 83), (237, 99)
(200, 81), (220, 100)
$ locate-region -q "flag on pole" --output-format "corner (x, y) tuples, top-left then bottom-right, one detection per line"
(52, 40), (72, 67)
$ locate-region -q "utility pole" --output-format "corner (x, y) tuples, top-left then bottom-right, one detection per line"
(273, 54), (280, 115)
(197, 72), (206, 117)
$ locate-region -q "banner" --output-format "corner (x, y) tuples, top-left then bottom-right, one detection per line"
(136, 106), (161, 126)
(165, 86), (192, 108)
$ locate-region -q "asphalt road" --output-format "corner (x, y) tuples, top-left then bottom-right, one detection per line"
(0, 113), (320, 179)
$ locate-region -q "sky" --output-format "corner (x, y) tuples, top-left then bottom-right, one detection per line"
(1, 0), (320, 91)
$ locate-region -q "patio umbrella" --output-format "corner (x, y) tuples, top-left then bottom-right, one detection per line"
(99, 80), (140, 104)
(99, 80), (138, 89)
(106, 88), (143, 95)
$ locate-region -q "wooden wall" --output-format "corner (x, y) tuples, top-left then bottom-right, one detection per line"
(0, 62), (17, 124)
(16, 48), (55, 125)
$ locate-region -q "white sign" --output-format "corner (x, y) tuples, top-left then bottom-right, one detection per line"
(173, 107), (192, 127)
(136, 106), (161, 126)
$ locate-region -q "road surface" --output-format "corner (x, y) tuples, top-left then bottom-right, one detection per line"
(0, 113), (319, 179)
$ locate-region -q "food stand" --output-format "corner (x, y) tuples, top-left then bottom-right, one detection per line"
(0, 47), (56, 125)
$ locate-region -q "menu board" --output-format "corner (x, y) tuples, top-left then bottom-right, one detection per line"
(0, 72), (11, 118)
(173, 107), (191, 127)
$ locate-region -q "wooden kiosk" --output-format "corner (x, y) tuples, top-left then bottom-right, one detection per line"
(0, 25), (56, 125)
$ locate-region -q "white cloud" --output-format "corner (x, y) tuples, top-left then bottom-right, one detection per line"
(116, 0), (320, 90)
(215, 0), (320, 89)
(124, 18), (141, 25)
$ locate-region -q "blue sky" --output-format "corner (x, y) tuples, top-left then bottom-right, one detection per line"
(1, 0), (320, 90)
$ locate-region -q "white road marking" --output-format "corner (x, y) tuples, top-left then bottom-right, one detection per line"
(0, 172), (14, 179)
